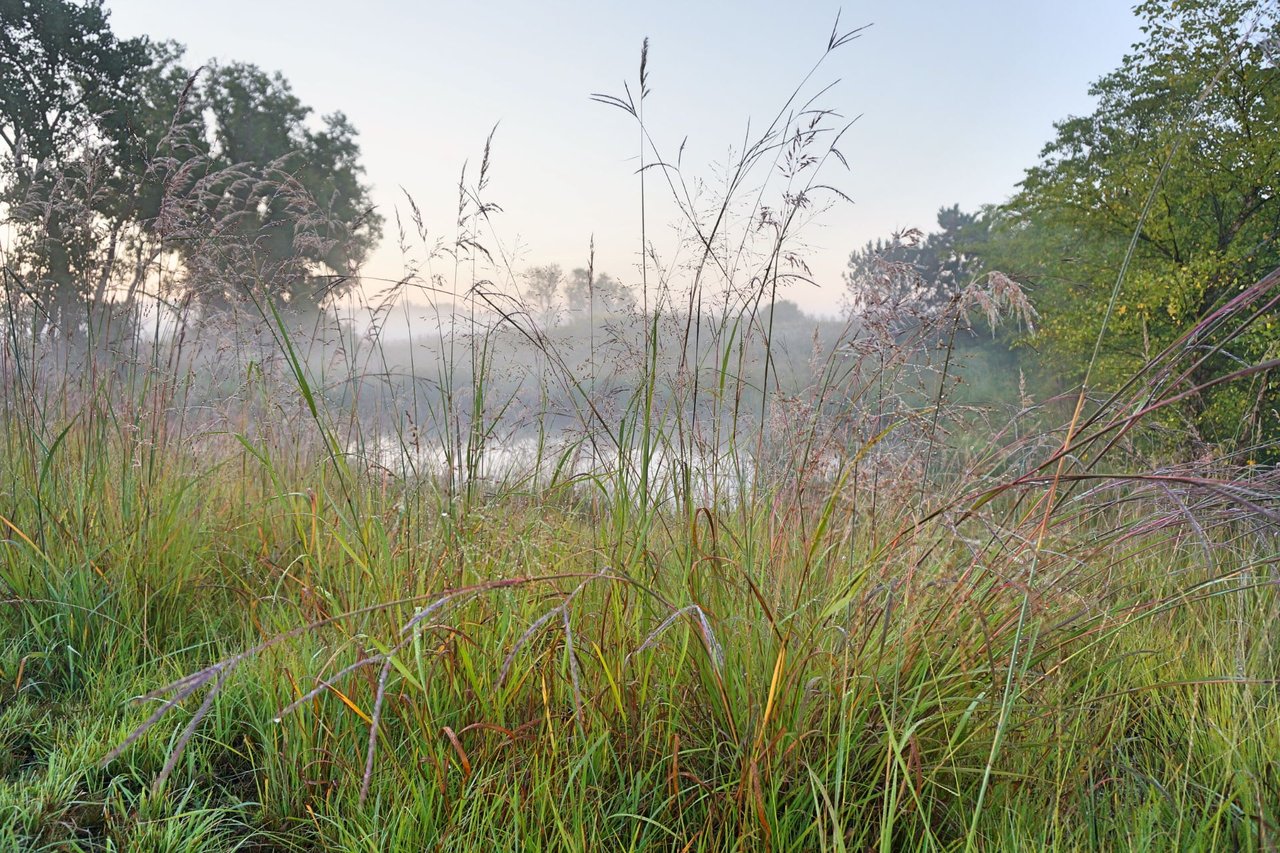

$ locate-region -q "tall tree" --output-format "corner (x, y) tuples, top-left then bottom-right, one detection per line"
(0, 0), (151, 335)
(990, 0), (1280, 452)
(1, 2), (382, 333)
(565, 267), (634, 315)
(182, 61), (381, 312)
(844, 204), (990, 316)
(522, 263), (564, 325)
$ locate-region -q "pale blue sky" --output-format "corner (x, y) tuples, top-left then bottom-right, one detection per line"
(104, 1), (1143, 316)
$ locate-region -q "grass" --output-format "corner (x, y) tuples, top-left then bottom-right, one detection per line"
(2, 19), (1279, 852)
(2, 407), (1276, 850)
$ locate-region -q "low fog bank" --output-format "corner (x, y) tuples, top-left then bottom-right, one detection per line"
(2, 288), (1038, 496)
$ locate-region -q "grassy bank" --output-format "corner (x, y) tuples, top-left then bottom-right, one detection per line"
(1, 300), (1277, 852)
(2, 25), (1278, 851)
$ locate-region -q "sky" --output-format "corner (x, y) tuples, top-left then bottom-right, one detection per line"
(103, 1), (1144, 317)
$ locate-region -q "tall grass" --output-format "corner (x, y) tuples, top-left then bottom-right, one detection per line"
(2, 19), (1279, 852)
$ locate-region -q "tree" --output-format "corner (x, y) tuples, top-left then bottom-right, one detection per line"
(181, 62), (381, 312)
(0, 0), (151, 335)
(992, 0), (1280, 452)
(105, 42), (210, 300)
(1, 2), (382, 334)
(0, 0), (150, 179)
(522, 263), (564, 325)
(565, 267), (634, 315)
(844, 205), (990, 317)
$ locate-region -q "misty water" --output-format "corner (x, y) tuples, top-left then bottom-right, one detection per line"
(353, 430), (765, 504)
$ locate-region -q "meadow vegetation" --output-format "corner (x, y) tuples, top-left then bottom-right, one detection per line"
(2, 2), (1279, 851)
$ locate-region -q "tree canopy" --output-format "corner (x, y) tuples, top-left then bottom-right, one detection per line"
(182, 62), (381, 310)
(0, 0), (152, 330)
(0, 0), (381, 335)
(565, 267), (634, 316)
(998, 0), (1279, 452)
(843, 205), (990, 316)
(850, 0), (1280, 457)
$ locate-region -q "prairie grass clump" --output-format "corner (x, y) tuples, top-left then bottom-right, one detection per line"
(1, 16), (1278, 852)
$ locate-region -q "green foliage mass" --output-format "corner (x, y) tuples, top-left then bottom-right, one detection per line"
(844, 204), (991, 312)
(0, 0), (382, 324)
(988, 0), (1280, 455)
(848, 0), (1280, 458)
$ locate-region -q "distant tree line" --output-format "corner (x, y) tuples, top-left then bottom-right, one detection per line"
(845, 0), (1279, 457)
(521, 264), (635, 325)
(0, 0), (382, 341)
